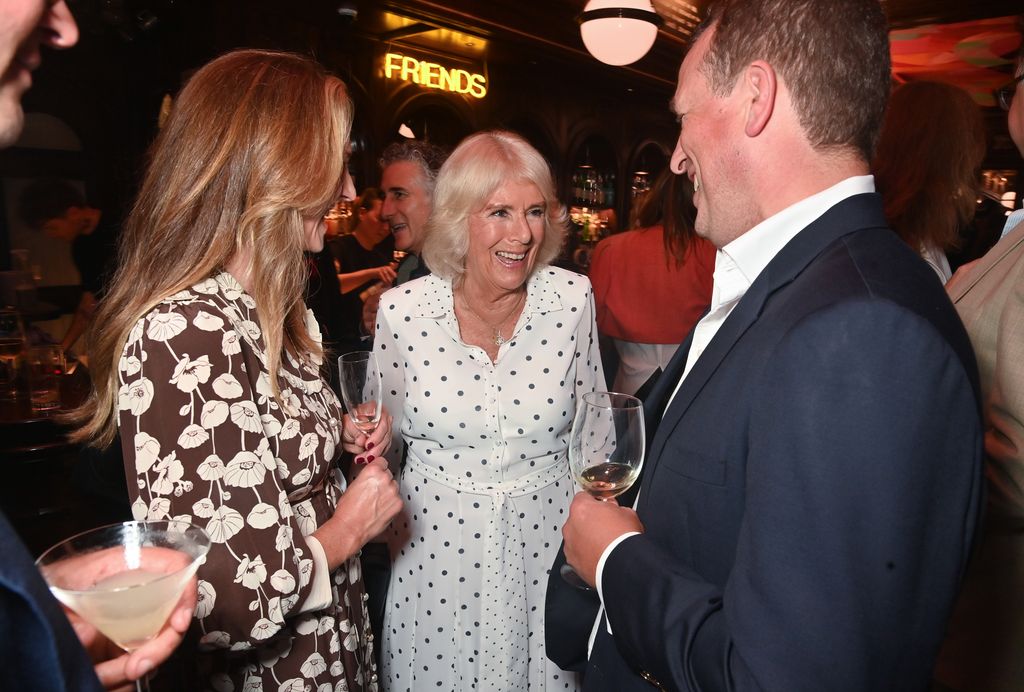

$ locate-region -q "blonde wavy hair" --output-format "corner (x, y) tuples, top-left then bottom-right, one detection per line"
(70, 49), (353, 446)
(421, 130), (566, 282)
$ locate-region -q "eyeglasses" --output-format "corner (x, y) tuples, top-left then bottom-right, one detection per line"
(994, 73), (1024, 112)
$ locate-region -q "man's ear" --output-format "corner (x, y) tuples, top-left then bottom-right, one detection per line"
(743, 61), (777, 138)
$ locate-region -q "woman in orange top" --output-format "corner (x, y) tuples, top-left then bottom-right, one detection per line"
(589, 168), (715, 394)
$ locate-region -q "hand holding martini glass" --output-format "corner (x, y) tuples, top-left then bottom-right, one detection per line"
(37, 520), (210, 690)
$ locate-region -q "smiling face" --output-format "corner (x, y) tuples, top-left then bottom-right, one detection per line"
(0, 0), (78, 147)
(669, 28), (752, 248)
(463, 179), (546, 298)
(381, 159), (432, 253)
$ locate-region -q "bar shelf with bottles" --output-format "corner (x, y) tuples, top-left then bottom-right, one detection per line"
(567, 165), (616, 269)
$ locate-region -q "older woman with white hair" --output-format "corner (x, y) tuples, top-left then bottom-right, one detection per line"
(374, 130), (603, 691)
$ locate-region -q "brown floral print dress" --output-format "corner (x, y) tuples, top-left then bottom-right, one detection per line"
(118, 271), (378, 691)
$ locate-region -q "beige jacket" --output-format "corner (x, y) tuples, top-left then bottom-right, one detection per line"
(935, 220), (1024, 692)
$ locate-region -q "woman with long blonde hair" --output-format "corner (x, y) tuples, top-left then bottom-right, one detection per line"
(71, 49), (401, 690)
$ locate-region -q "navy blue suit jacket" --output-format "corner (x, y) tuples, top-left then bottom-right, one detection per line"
(0, 510), (103, 690)
(548, 193), (984, 691)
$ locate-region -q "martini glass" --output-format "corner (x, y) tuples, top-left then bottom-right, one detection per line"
(36, 520), (211, 690)
(560, 391), (645, 589)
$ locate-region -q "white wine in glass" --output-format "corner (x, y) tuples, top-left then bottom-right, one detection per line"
(338, 350), (383, 433)
(561, 391), (646, 588)
(37, 520), (211, 690)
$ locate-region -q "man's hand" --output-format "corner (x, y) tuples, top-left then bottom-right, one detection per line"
(361, 291), (381, 337)
(68, 577), (197, 691)
(375, 264), (398, 284)
(562, 492), (644, 587)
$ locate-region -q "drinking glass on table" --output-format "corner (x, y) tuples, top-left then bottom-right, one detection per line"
(560, 391), (646, 588)
(338, 350), (383, 434)
(26, 344), (65, 412)
(36, 520), (211, 691)
(0, 308), (26, 401)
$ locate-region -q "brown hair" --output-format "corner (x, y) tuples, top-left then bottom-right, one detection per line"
(421, 130), (566, 282)
(697, 0), (891, 161)
(873, 80), (986, 253)
(72, 49), (353, 446)
(357, 187), (383, 213)
(17, 178), (87, 229)
(630, 169), (699, 268)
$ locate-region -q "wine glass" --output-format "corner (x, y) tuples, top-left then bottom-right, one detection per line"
(338, 350), (383, 434)
(36, 520), (211, 691)
(561, 391), (646, 588)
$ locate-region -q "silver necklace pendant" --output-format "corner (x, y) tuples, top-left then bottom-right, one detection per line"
(494, 329), (507, 347)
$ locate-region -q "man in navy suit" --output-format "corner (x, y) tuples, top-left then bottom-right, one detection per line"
(551, 0), (985, 689)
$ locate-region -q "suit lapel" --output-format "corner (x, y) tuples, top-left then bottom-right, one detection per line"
(637, 193), (889, 498)
(643, 325), (697, 436)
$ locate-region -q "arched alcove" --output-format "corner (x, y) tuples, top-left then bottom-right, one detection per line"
(625, 139), (672, 222)
(390, 94), (475, 149)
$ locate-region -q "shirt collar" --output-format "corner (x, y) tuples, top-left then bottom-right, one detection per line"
(1002, 208), (1024, 240)
(712, 175), (876, 308)
(411, 267), (564, 319)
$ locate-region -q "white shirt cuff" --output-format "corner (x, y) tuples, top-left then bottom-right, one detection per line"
(297, 534), (335, 614)
(596, 531), (641, 634)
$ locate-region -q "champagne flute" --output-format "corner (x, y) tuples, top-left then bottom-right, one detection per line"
(561, 391), (646, 588)
(338, 350), (383, 434)
(36, 520), (211, 691)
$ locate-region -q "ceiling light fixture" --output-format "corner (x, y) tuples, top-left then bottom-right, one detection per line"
(578, 0), (663, 66)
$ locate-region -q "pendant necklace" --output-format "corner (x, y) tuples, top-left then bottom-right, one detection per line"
(458, 290), (525, 347)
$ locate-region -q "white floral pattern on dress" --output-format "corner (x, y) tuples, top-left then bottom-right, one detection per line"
(118, 271), (378, 691)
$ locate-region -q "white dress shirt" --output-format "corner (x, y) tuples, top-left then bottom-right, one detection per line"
(589, 175), (877, 650)
(1003, 208), (1024, 240)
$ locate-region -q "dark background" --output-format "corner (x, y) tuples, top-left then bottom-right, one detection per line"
(1, 0), (1022, 266)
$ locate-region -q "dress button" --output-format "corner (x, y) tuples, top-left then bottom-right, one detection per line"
(367, 633), (374, 642)
(362, 592), (369, 601)
(371, 673), (379, 683)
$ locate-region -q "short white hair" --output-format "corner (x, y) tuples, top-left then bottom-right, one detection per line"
(421, 130), (567, 281)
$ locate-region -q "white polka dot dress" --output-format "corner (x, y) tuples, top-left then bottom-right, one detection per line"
(374, 267), (603, 691)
